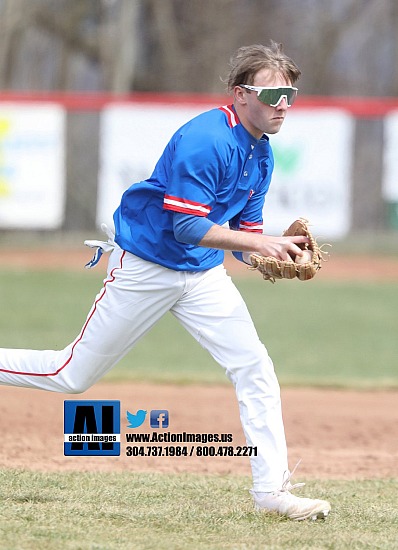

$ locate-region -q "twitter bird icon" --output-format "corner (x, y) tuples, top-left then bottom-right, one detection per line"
(126, 409), (147, 428)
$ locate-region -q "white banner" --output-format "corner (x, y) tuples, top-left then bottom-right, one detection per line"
(97, 104), (205, 229)
(264, 110), (354, 238)
(98, 104), (354, 239)
(383, 111), (398, 202)
(0, 103), (65, 228)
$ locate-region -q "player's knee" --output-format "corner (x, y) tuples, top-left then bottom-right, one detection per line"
(226, 344), (279, 386)
(229, 343), (272, 374)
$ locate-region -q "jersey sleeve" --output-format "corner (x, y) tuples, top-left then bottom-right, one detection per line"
(172, 212), (215, 245)
(163, 117), (230, 218)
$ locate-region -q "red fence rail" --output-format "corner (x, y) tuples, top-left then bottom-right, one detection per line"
(0, 91), (397, 117)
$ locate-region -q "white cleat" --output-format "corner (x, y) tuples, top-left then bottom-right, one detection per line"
(310, 509), (330, 521)
(251, 464), (331, 521)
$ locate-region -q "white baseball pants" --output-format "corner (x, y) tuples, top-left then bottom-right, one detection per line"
(0, 246), (288, 491)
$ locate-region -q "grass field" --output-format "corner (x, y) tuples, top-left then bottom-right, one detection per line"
(0, 270), (397, 388)
(0, 471), (397, 550)
(0, 267), (397, 549)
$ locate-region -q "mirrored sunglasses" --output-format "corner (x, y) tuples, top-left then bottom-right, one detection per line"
(239, 84), (298, 107)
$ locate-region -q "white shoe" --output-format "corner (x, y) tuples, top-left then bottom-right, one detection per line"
(251, 465), (331, 521)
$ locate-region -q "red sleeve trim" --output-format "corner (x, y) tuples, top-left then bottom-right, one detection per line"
(163, 195), (211, 217)
(239, 220), (263, 233)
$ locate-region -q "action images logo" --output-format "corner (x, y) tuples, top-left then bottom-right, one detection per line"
(64, 400), (121, 456)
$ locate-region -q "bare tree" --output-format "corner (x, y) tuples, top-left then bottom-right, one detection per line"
(0, 0), (36, 89)
(0, 0), (397, 97)
(98, 0), (140, 92)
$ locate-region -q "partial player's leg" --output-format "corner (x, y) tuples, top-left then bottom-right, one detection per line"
(0, 249), (185, 393)
(171, 264), (330, 519)
(171, 263), (288, 492)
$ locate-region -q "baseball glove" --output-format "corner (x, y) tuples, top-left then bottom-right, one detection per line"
(249, 218), (329, 283)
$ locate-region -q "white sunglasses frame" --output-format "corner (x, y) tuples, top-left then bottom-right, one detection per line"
(239, 84), (298, 107)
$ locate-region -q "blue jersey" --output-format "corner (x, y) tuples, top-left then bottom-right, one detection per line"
(113, 104), (274, 271)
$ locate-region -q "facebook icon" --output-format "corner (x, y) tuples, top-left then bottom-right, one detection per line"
(150, 410), (169, 428)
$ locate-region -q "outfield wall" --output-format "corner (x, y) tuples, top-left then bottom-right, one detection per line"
(0, 92), (397, 237)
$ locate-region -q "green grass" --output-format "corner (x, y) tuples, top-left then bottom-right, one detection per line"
(0, 272), (398, 387)
(0, 270), (397, 387)
(238, 278), (398, 388)
(0, 470), (397, 550)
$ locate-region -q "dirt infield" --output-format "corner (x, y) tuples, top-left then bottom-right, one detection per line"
(0, 383), (397, 480)
(1, 248), (397, 480)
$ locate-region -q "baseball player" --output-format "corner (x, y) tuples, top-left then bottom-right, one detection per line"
(0, 42), (330, 521)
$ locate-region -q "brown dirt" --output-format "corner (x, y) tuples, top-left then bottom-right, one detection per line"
(1, 247), (397, 480)
(0, 383), (397, 480)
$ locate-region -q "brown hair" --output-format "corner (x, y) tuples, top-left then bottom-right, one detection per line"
(226, 41), (301, 93)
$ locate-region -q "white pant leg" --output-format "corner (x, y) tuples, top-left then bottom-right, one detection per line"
(171, 264), (288, 492)
(0, 249), (185, 393)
